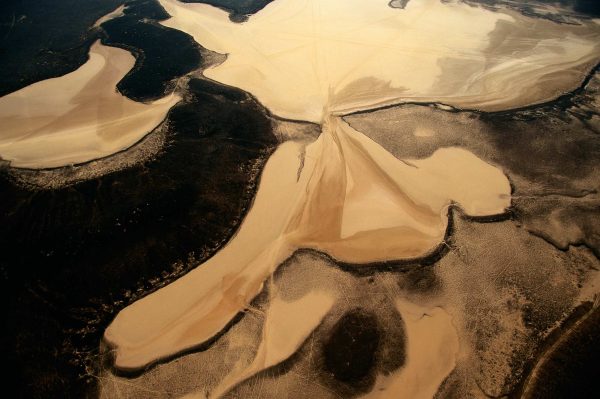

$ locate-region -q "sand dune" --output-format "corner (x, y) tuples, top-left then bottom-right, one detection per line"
(159, 0), (600, 122)
(0, 41), (180, 168)
(104, 116), (509, 371)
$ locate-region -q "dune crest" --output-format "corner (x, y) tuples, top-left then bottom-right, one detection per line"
(0, 41), (180, 169)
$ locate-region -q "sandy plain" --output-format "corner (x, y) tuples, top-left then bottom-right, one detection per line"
(159, 0), (600, 122)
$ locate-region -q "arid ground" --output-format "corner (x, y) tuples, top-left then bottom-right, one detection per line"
(1, 1), (599, 398)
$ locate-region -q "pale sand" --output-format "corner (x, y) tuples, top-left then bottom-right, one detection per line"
(104, 116), (509, 371)
(93, 4), (127, 28)
(207, 289), (337, 398)
(158, 0), (600, 123)
(0, 41), (180, 168)
(361, 300), (459, 399)
(104, 0), (600, 391)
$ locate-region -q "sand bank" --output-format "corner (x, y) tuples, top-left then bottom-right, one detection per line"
(104, 116), (509, 371)
(0, 41), (180, 168)
(158, 0), (600, 122)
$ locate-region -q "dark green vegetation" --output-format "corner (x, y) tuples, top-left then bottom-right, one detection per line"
(0, 0), (122, 97)
(100, 0), (202, 101)
(465, 0), (600, 22)
(0, 0), (274, 396)
(2, 0), (599, 398)
(0, 0), (202, 101)
(324, 310), (381, 384)
(182, 0), (274, 22)
(519, 302), (600, 399)
(0, 78), (277, 398)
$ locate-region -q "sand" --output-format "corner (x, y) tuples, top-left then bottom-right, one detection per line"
(104, 115), (510, 371)
(361, 300), (459, 399)
(93, 4), (127, 28)
(99, 220), (600, 398)
(207, 289), (337, 398)
(159, 0), (600, 122)
(104, 0), (600, 395)
(0, 41), (180, 168)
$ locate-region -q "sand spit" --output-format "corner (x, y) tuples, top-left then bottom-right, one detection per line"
(0, 41), (180, 169)
(104, 115), (509, 371)
(93, 4), (127, 28)
(158, 0), (600, 122)
(3, 121), (168, 190)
